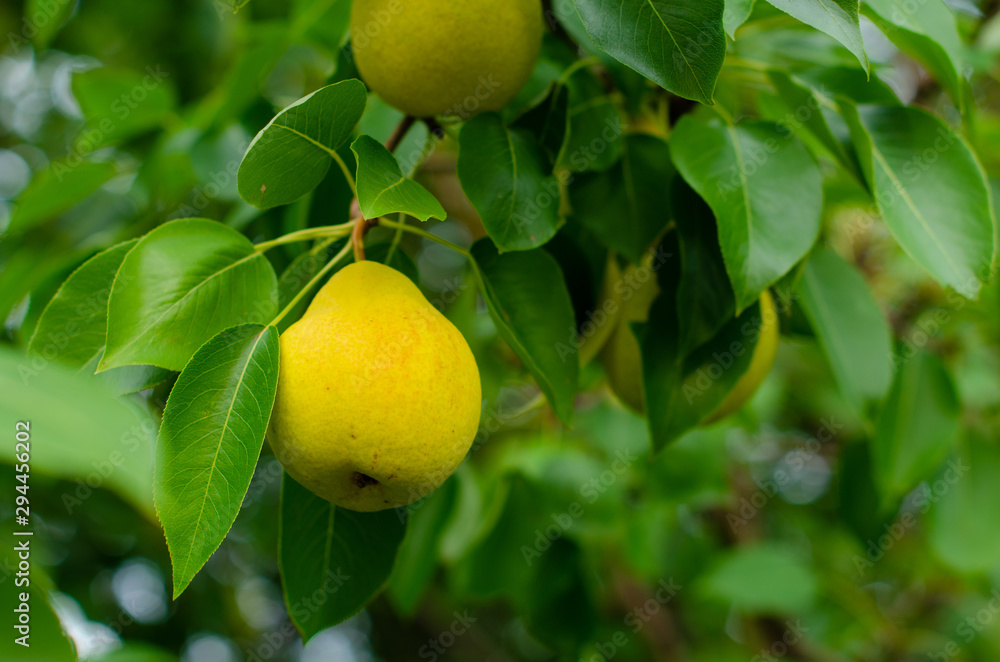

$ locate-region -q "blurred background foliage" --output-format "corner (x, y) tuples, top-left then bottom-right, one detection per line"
(1, 0), (1000, 661)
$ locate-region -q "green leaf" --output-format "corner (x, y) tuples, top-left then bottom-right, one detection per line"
(0, 346), (156, 517)
(28, 240), (170, 395)
(764, 0), (869, 73)
(927, 438), (1000, 573)
(351, 135), (445, 222)
(766, 70), (858, 176)
(387, 478), (457, 615)
(569, 134), (675, 264)
(699, 543), (819, 613)
(8, 160), (117, 234)
(513, 81), (570, 166)
(238, 79), (367, 209)
(641, 261), (764, 451)
(471, 240), (578, 424)
(842, 104), (994, 298)
(862, 0), (966, 108)
(26, 0), (76, 50)
(156, 324), (279, 597)
(72, 67), (176, 148)
(279, 474), (407, 640)
(30, 241), (136, 367)
(671, 115), (823, 312)
(572, 0), (727, 105)
(673, 180), (735, 355)
(795, 248), (893, 409)
(724, 0), (757, 38)
(872, 351), (959, 503)
(557, 66), (625, 173)
(101, 219), (278, 372)
(458, 113), (562, 251)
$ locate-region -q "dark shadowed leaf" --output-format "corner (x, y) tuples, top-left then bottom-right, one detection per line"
(673, 180), (735, 354)
(557, 65), (624, 173)
(156, 324), (279, 596)
(471, 239), (578, 423)
(458, 113), (562, 251)
(279, 474), (407, 640)
(573, 0), (726, 104)
(238, 79), (367, 208)
(387, 478), (457, 615)
(569, 134), (674, 264)
(641, 283), (763, 451)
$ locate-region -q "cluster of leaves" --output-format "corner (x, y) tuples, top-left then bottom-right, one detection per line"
(3, 0), (1000, 660)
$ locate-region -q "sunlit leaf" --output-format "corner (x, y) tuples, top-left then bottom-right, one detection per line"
(156, 324), (279, 596)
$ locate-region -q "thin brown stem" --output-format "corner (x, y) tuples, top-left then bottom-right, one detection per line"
(351, 214), (376, 262)
(385, 115), (417, 153)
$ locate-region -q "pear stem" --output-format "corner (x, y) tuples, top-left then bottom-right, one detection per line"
(385, 115), (417, 153)
(254, 222), (354, 253)
(270, 240), (353, 328)
(351, 214), (375, 262)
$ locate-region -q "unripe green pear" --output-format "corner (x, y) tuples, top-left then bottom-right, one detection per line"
(601, 259), (660, 412)
(350, 0), (543, 118)
(602, 273), (779, 422)
(268, 261), (482, 512)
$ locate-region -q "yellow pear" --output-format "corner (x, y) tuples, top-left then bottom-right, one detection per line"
(268, 261), (482, 512)
(350, 0), (543, 118)
(702, 290), (779, 424)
